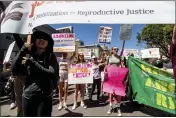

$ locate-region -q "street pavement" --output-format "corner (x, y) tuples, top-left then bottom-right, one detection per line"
(0, 85), (175, 117)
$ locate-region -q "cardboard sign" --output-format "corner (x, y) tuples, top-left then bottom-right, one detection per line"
(119, 24), (132, 40)
(123, 49), (139, 58)
(141, 48), (160, 58)
(52, 33), (75, 52)
(98, 26), (112, 44)
(103, 66), (128, 96)
(68, 63), (93, 84)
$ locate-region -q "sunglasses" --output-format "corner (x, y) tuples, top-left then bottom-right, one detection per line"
(113, 48), (118, 50)
(79, 54), (84, 57)
(36, 35), (48, 40)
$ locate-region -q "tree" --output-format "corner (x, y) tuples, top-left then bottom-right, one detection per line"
(137, 24), (174, 58)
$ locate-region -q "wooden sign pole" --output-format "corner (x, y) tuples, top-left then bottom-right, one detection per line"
(120, 40), (126, 56)
(27, 32), (31, 45)
(26, 32), (31, 58)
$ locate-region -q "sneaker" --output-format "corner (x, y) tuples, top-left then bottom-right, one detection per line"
(107, 105), (113, 114)
(63, 102), (68, 109)
(72, 103), (77, 110)
(117, 108), (122, 116)
(10, 103), (16, 110)
(58, 102), (63, 110)
(89, 99), (94, 103)
(81, 102), (87, 109)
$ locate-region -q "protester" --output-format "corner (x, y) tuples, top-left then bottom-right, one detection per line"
(3, 61), (17, 110)
(171, 25), (176, 83)
(99, 53), (107, 97)
(58, 52), (75, 110)
(11, 34), (27, 117)
(105, 46), (122, 116)
(72, 53), (87, 110)
(9, 76), (17, 110)
(89, 56), (102, 103)
(11, 31), (58, 116)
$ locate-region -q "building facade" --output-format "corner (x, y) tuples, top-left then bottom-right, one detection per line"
(78, 44), (103, 59)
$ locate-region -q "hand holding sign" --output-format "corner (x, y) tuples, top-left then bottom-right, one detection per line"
(24, 43), (33, 51)
(22, 57), (28, 65)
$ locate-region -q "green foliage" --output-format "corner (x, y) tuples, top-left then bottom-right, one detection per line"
(137, 24), (174, 57)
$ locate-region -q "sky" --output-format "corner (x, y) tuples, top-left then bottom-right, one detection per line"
(49, 24), (146, 50)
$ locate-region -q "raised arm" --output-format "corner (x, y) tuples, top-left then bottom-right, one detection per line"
(11, 45), (28, 74)
(13, 34), (24, 49)
(25, 54), (56, 76)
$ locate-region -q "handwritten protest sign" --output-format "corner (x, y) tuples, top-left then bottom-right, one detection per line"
(123, 49), (139, 58)
(119, 24), (132, 40)
(98, 26), (112, 44)
(103, 66), (128, 96)
(68, 63), (93, 84)
(141, 48), (160, 58)
(52, 33), (75, 52)
(3, 41), (15, 64)
(1, 1), (174, 34)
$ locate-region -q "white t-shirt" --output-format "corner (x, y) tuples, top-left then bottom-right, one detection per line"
(58, 58), (70, 70)
(92, 63), (101, 79)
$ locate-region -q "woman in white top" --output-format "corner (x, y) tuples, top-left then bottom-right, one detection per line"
(72, 53), (87, 110)
(58, 52), (75, 110)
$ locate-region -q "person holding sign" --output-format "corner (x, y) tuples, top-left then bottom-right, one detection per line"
(89, 56), (102, 103)
(105, 46), (123, 116)
(11, 31), (58, 117)
(72, 53), (87, 110)
(99, 53), (107, 97)
(58, 52), (75, 110)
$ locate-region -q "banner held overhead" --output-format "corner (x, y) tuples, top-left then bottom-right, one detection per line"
(0, 1), (175, 34)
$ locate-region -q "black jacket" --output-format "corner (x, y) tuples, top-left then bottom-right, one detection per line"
(11, 31), (59, 98)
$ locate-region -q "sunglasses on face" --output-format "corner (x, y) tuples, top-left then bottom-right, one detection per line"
(79, 55), (84, 57)
(36, 35), (48, 40)
(113, 48), (118, 51)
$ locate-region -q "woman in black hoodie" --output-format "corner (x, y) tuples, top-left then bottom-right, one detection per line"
(11, 31), (58, 117)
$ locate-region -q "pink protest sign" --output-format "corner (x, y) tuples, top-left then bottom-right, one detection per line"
(103, 66), (128, 96)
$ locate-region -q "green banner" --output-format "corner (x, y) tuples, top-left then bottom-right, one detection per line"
(127, 57), (176, 114)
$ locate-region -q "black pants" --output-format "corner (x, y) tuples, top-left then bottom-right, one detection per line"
(90, 79), (101, 100)
(10, 83), (15, 103)
(22, 95), (52, 117)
